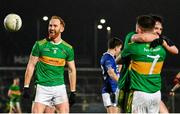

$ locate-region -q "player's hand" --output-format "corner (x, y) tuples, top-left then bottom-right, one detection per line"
(161, 35), (175, 46)
(69, 91), (76, 107)
(22, 87), (31, 99)
(173, 77), (180, 85)
(110, 93), (116, 103)
(150, 38), (163, 48)
(169, 90), (175, 96)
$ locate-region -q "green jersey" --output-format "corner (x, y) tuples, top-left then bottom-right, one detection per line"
(124, 31), (136, 48)
(31, 38), (74, 86)
(118, 32), (135, 90)
(9, 85), (21, 102)
(121, 42), (166, 93)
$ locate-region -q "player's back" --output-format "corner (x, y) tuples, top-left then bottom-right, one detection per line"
(122, 42), (166, 93)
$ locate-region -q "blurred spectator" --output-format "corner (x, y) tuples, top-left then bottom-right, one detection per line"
(8, 77), (22, 113)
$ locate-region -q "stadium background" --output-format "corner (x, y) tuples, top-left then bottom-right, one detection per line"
(0, 0), (180, 112)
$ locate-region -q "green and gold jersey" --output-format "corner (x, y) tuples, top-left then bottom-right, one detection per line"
(124, 31), (136, 48)
(118, 32), (135, 90)
(31, 38), (74, 86)
(121, 42), (166, 93)
(9, 85), (21, 102)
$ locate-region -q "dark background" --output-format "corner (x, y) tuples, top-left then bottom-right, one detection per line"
(0, 0), (180, 68)
(0, 0), (180, 113)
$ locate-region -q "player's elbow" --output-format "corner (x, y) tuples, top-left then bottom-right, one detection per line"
(170, 47), (179, 54)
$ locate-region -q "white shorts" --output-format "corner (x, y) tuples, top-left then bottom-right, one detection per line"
(102, 89), (119, 107)
(132, 90), (161, 113)
(34, 84), (68, 106)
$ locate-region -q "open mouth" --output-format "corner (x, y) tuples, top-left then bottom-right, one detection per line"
(49, 31), (55, 35)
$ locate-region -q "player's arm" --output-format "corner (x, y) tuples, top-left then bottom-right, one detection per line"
(107, 68), (119, 82)
(8, 89), (12, 97)
(161, 36), (179, 54)
(162, 40), (178, 54)
(131, 33), (158, 42)
(116, 53), (121, 64)
(67, 60), (76, 92)
(10, 91), (21, 95)
(24, 54), (39, 87)
(67, 60), (77, 107)
(8, 89), (21, 96)
(169, 72), (180, 96)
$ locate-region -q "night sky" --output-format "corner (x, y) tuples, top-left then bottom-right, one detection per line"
(1, 0), (180, 68)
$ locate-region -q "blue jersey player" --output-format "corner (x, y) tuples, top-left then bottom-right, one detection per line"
(100, 37), (123, 113)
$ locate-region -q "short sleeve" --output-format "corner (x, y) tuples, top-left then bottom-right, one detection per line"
(104, 59), (113, 70)
(31, 41), (40, 57)
(66, 47), (74, 61)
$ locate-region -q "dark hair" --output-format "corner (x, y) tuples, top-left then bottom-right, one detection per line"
(108, 37), (123, 49)
(51, 16), (65, 27)
(136, 15), (156, 32)
(149, 14), (163, 24)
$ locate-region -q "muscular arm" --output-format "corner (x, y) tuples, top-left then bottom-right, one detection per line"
(107, 68), (119, 82)
(24, 54), (39, 87)
(67, 60), (76, 92)
(162, 40), (179, 54)
(132, 33), (179, 54)
(131, 33), (158, 42)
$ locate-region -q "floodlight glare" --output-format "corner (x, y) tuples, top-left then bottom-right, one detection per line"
(100, 19), (106, 24)
(43, 16), (48, 21)
(107, 26), (111, 31)
(97, 25), (103, 29)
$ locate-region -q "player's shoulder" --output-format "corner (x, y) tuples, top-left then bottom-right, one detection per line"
(61, 40), (73, 49)
(126, 31), (136, 36)
(102, 52), (114, 60)
(36, 38), (48, 46)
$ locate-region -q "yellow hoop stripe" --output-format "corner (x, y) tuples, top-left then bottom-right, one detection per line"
(39, 56), (66, 66)
(130, 61), (164, 74)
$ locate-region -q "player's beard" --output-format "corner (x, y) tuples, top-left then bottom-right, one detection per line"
(48, 29), (60, 40)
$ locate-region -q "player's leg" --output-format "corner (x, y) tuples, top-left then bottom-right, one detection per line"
(32, 102), (46, 112)
(44, 105), (56, 113)
(44, 101), (56, 113)
(159, 100), (169, 113)
(102, 92), (112, 113)
(53, 85), (69, 113)
(55, 102), (69, 113)
(15, 102), (22, 113)
(32, 84), (53, 113)
(102, 92), (119, 113)
(9, 101), (15, 113)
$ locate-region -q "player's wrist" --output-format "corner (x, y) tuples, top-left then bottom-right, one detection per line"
(24, 85), (29, 88)
(70, 90), (76, 92)
(170, 89), (174, 92)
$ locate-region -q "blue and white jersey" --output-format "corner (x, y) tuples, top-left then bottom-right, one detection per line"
(100, 52), (120, 94)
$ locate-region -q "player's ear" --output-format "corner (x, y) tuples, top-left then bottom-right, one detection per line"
(60, 25), (64, 32)
(115, 46), (118, 52)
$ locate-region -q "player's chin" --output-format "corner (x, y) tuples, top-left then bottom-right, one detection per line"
(49, 34), (55, 38)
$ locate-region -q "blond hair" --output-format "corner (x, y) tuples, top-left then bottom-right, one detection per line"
(51, 16), (65, 27)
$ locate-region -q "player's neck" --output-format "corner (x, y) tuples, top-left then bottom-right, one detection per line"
(51, 35), (62, 43)
(51, 38), (62, 45)
(107, 49), (115, 56)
